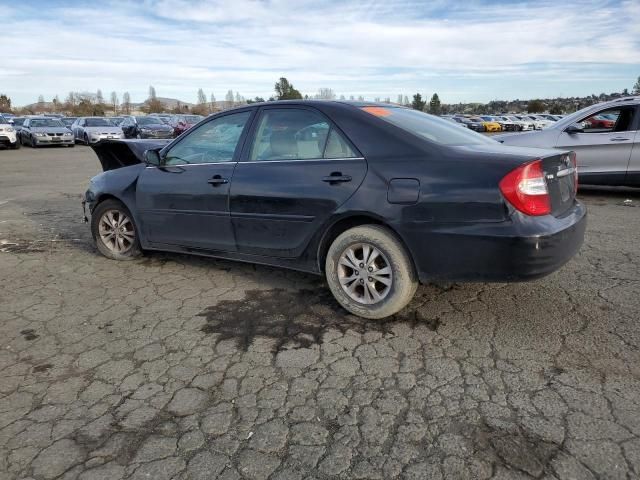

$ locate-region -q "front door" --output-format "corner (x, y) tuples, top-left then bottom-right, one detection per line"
(136, 109), (254, 251)
(556, 105), (637, 183)
(230, 106), (366, 258)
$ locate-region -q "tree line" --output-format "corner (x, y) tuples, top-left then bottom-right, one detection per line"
(3, 75), (640, 117)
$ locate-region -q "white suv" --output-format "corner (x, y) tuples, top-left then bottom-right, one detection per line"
(0, 115), (19, 149)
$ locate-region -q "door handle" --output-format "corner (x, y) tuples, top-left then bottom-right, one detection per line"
(610, 137), (630, 142)
(208, 175), (228, 186)
(322, 173), (352, 184)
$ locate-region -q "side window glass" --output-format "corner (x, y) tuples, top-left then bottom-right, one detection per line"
(578, 108), (634, 133)
(250, 109), (330, 161)
(164, 111), (251, 165)
(324, 129), (358, 159)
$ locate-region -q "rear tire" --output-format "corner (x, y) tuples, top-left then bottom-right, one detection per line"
(325, 225), (418, 319)
(91, 199), (142, 261)
(84, 133), (89, 145)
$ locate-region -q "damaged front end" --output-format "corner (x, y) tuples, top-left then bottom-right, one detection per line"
(82, 139), (169, 223)
(91, 139), (171, 172)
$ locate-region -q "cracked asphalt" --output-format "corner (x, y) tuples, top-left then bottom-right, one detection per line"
(1, 145), (639, 480)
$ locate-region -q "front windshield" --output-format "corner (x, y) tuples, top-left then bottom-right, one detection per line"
(12, 118), (25, 126)
(137, 117), (163, 126)
(361, 107), (496, 146)
(30, 119), (65, 128)
(0, 116), (9, 124)
(86, 118), (113, 127)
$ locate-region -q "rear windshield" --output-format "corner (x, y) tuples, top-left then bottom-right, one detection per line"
(361, 107), (496, 146)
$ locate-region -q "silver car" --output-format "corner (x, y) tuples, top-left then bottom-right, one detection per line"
(72, 117), (124, 145)
(496, 97), (640, 187)
(19, 118), (74, 147)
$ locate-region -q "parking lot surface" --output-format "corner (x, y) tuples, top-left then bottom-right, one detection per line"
(1, 145), (639, 480)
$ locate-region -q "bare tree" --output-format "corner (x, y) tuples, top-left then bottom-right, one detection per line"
(122, 92), (131, 114)
(316, 88), (336, 100)
(225, 90), (234, 109)
(110, 92), (118, 114)
(149, 86), (157, 100)
(96, 89), (104, 105)
(210, 93), (216, 113)
(197, 88), (207, 105)
(397, 94), (403, 105)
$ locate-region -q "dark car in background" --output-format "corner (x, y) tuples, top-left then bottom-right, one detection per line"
(61, 117), (77, 129)
(121, 116), (174, 139)
(169, 114), (204, 136)
(84, 101), (585, 319)
(19, 117), (74, 147)
(461, 117), (486, 132)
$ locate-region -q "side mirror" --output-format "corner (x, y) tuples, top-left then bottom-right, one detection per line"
(565, 124), (583, 134)
(145, 149), (162, 166)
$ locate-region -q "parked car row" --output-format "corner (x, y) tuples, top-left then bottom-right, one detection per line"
(443, 114), (564, 132)
(1, 113), (205, 148)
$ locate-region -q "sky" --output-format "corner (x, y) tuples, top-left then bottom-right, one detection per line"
(1, 0), (639, 106)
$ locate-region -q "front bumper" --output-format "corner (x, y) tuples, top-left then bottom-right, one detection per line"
(33, 135), (74, 145)
(0, 133), (17, 145)
(139, 131), (174, 139)
(401, 202), (587, 283)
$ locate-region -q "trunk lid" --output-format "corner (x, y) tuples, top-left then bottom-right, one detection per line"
(541, 151), (578, 217)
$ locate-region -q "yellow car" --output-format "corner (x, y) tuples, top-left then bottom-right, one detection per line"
(479, 116), (503, 132)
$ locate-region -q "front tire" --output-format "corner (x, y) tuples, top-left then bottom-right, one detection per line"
(84, 133), (90, 145)
(10, 141), (20, 150)
(91, 199), (142, 260)
(325, 225), (418, 319)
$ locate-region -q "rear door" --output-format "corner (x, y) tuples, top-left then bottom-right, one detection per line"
(229, 106), (366, 258)
(555, 105), (637, 184)
(136, 109), (254, 251)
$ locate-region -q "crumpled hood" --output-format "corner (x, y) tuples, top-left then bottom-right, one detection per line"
(91, 139), (171, 171)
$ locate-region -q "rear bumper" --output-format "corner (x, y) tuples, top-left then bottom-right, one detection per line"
(401, 202), (587, 283)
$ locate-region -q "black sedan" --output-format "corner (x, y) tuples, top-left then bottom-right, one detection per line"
(83, 101), (586, 319)
(120, 116), (174, 139)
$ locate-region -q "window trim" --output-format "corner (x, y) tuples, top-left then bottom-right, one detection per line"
(158, 108), (256, 166)
(239, 105), (362, 163)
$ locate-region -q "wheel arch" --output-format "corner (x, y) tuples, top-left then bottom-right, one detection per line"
(316, 213), (418, 276)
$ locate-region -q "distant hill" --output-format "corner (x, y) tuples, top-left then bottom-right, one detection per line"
(131, 97), (196, 109)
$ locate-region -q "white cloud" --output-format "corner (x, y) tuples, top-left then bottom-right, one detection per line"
(2, 0), (638, 105)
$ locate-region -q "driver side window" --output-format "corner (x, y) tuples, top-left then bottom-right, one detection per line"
(577, 107), (635, 134)
(164, 111), (251, 165)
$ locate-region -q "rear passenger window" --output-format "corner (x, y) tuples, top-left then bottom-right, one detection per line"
(249, 109), (358, 161)
(324, 129), (357, 158)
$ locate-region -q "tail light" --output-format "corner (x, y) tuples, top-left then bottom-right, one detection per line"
(499, 159), (550, 216)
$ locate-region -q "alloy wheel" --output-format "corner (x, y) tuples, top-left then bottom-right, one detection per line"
(98, 209), (135, 254)
(337, 243), (392, 305)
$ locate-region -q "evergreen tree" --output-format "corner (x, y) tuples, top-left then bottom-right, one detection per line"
(429, 93), (442, 114)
